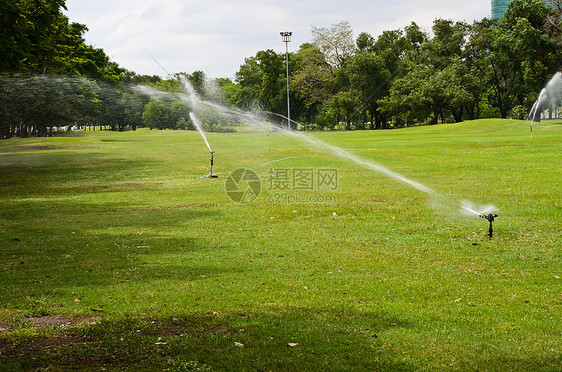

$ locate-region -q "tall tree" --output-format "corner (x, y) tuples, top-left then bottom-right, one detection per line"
(234, 49), (303, 121)
(142, 100), (171, 130)
(544, 0), (562, 66)
(311, 21), (355, 72)
(348, 50), (391, 128)
(467, 0), (558, 118)
(292, 43), (334, 121)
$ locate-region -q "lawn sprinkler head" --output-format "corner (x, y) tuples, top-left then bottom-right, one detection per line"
(479, 213), (498, 240)
(209, 151), (218, 178)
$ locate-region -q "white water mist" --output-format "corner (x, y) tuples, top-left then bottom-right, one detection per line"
(528, 72), (562, 138)
(189, 112), (212, 153)
(134, 75), (498, 219)
(284, 130), (437, 196)
(460, 200), (498, 217)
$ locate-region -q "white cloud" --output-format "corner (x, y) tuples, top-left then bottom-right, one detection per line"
(65, 0), (490, 79)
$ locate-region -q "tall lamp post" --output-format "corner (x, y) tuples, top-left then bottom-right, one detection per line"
(280, 31), (292, 130)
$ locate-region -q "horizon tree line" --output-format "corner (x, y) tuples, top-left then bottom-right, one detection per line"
(1, 0), (561, 138)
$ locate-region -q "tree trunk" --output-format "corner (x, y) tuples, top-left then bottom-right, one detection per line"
(452, 107), (463, 123)
(0, 124), (11, 139)
(431, 109), (439, 125)
(466, 107), (473, 120)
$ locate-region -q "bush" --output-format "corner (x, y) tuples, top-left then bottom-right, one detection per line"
(509, 105), (527, 120)
(202, 122), (236, 133)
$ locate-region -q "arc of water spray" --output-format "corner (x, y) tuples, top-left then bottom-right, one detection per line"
(189, 112), (213, 153)
(179, 78), (446, 199)
(283, 129), (437, 196)
(270, 123), (499, 217)
(528, 89), (545, 139)
(283, 129), (498, 217)
(140, 52), (440, 198)
(145, 50), (170, 77)
(268, 112), (301, 128)
(527, 72), (562, 139)
(460, 200), (498, 218)
(141, 73), (496, 218)
(250, 156), (305, 169)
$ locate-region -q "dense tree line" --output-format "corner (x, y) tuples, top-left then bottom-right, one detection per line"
(0, 71), (212, 138)
(1, 0), (561, 138)
(229, 0), (561, 128)
(0, 0), (207, 137)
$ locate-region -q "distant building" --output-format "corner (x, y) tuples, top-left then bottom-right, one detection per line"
(491, 0), (511, 18)
(492, 0), (554, 18)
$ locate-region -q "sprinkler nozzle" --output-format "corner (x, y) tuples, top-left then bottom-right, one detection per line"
(479, 213), (498, 240)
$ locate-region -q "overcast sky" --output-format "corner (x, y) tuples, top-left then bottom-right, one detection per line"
(64, 0), (491, 79)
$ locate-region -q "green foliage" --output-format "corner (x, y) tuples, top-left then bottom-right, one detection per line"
(140, 99), (193, 131)
(356, 32), (375, 52)
(214, 77), (241, 107)
(175, 116), (190, 130)
(235, 50), (285, 111)
(142, 100), (171, 130)
(1, 0), (560, 136)
(510, 104), (528, 119)
(0, 75), (102, 137)
(291, 44), (334, 114)
(0, 0), (126, 80)
(238, 3), (561, 128)
(478, 95), (502, 118)
(202, 122), (236, 133)
(466, 1), (559, 119)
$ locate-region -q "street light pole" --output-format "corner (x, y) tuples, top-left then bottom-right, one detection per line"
(280, 31), (292, 130)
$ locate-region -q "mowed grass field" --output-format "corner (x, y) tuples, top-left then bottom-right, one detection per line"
(0, 119), (560, 371)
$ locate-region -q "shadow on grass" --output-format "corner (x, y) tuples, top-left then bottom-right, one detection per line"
(0, 309), (415, 371)
(0, 196), (230, 316)
(0, 137), (200, 196)
(0, 136), (231, 321)
(0, 150), (161, 191)
(2, 306), (561, 371)
(3, 308), (560, 371)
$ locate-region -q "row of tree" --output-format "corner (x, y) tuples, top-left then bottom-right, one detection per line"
(228, 0), (562, 128)
(1, 0), (561, 137)
(0, 0), (206, 138)
(0, 72), (215, 138)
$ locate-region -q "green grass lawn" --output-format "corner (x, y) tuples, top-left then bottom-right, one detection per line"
(0, 119), (560, 371)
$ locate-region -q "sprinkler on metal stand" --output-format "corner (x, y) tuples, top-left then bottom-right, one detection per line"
(209, 151), (218, 178)
(479, 213), (498, 240)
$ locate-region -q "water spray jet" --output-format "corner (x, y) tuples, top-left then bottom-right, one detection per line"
(527, 72), (562, 139)
(138, 73), (502, 239)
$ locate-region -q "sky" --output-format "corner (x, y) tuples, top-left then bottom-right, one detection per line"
(64, 0), (491, 80)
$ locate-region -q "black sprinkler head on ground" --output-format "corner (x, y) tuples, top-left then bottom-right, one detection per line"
(209, 151), (218, 178)
(479, 213), (498, 240)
